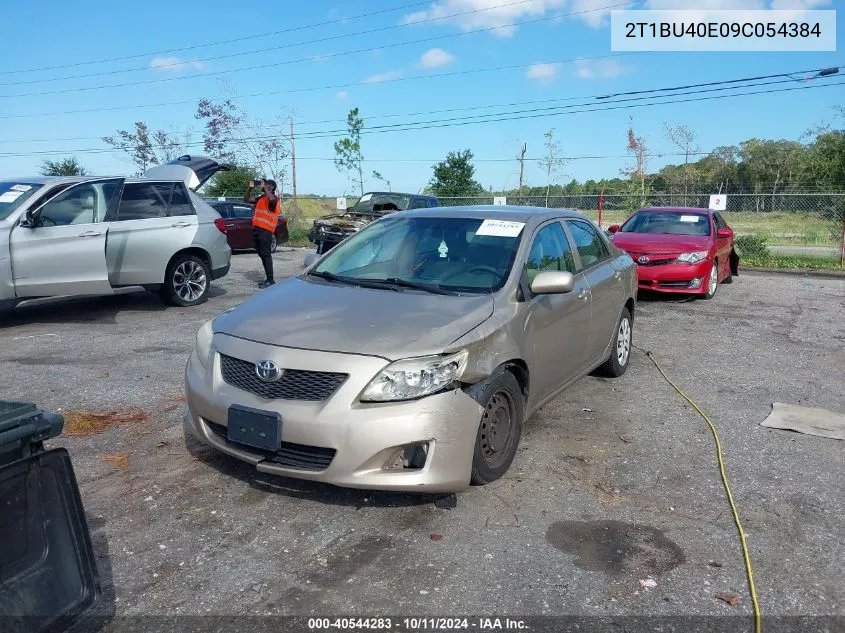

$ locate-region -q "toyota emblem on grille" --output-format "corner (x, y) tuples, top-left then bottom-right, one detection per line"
(637, 255), (650, 264)
(255, 360), (284, 382)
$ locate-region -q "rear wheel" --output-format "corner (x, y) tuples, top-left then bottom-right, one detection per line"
(161, 254), (210, 307)
(596, 307), (632, 378)
(470, 370), (525, 486)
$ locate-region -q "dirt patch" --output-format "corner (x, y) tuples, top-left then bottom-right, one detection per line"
(545, 520), (686, 577)
(63, 408), (149, 437)
(98, 454), (130, 469)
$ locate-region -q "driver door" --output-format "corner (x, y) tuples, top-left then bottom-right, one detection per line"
(9, 178), (123, 298)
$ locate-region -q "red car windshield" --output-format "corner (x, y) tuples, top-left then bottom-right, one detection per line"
(620, 211), (711, 236)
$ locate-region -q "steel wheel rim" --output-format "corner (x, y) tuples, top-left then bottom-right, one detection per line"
(173, 261), (207, 302)
(479, 391), (516, 469)
(708, 264), (718, 295)
(617, 318), (631, 366)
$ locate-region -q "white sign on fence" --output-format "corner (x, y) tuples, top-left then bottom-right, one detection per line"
(709, 194), (727, 211)
(336, 197), (347, 210)
(493, 196), (507, 206)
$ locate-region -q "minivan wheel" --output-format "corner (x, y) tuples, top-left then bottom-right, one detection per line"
(470, 370), (525, 486)
(596, 307), (632, 378)
(161, 254), (210, 307)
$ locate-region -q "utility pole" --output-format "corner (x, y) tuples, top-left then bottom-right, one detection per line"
(517, 142), (527, 201)
(290, 116), (298, 202)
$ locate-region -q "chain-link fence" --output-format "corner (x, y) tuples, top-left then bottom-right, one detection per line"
(205, 192), (845, 250)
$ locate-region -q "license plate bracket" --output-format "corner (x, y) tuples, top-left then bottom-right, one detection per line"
(227, 405), (281, 452)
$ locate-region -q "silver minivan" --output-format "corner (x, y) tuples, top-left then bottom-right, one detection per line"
(0, 155), (232, 310)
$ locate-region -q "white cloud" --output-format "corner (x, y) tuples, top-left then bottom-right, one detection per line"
(401, 0), (566, 38)
(419, 48), (456, 68)
(574, 58), (630, 79)
(645, 0), (764, 7)
(335, 90), (349, 99)
(568, 0), (617, 28)
(362, 70), (404, 84)
(769, 0), (832, 8)
(149, 56), (205, 72)
(526, 62), (560, 83)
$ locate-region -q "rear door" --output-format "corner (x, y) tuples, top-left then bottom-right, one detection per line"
(105, 181), (198, 286)
(228, 204), (255, 249)
(564, 218), (625, 366)
(9, 178), (123, 297)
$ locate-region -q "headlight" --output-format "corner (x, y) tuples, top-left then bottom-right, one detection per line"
(360, 350), (468, 402)
(194, 319), (214, 368)
(676, 251), (709, 264)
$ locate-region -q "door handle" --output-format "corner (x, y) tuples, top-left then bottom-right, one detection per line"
(77, 230), (102, 238)
(171, 221), (191, 228)
(613, 270), (623, 280)
(577, 288), (590, 301)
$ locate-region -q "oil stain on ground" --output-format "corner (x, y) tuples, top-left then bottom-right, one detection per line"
(546, 520), (685, 576)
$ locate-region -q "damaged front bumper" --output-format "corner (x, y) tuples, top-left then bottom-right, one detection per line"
(307, 213), (379, 254)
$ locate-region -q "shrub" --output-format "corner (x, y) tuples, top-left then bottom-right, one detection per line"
(735, 234), (769, 258)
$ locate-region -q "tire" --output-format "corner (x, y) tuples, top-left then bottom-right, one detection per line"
(596, 307), (632, 378)
(270, 233), (278, 253)
(702, 260), (719, 300)
(469, 370), (525, 486)
(161, 254), (210, 307)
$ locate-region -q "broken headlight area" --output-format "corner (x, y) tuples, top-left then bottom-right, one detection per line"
(360, 351), (469, 402)
(383, 442), (430, 470)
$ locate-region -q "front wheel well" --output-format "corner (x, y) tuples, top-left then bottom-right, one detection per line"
(166, 248), (211, 277)
(462, 360), (530, 403)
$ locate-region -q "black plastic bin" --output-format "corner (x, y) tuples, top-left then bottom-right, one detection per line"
(0, 401), (100, 633)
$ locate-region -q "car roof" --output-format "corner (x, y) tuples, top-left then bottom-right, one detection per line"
(4, 176), (70, 185)
(390, 205), (591, 223)
(639, 206), (712, 213)
(360, 191), (436, 198)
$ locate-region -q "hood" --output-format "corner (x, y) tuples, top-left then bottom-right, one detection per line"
(143, 155), (232, 191)
(213, 276), (495, 360)
(611, 232), (711, 254)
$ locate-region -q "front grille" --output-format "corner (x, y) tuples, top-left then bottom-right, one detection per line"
(637, 257), (676, 267)
(658, 280), (692, 288)
(220, 354), (347, 401)
(206, 421), (336, 471)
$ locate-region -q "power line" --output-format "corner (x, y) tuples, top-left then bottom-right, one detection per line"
(0, 0), (544, 86)
(0, 72), (807, 146)
(0, 1), (436, 76)
(0, 2), (631, 99)
(1, 77), (840, 159)
(0, 52), (639, 120)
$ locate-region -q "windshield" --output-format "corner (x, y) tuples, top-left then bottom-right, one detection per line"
(351, 193), (411, 214)
(310, 215), (524, 293)
(0, 181), (43, 221)
(620, 210), (711, 236)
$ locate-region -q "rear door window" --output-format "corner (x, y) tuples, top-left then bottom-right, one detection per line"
(231, 205), (254, 219)
(168, 183), (195, 216)
(115, 183), (170, 221)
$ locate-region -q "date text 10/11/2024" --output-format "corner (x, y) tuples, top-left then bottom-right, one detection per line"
(307, 618), (528, 631)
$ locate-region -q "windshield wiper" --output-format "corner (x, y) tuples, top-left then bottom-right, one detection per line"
(306, 270), (360, 286)
(379, 277), (457, 295)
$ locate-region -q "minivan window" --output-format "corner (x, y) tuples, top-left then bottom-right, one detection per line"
(0, 182), (42, 221)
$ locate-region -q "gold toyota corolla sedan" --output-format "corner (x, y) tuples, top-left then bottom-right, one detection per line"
(185, 206), (637, 493)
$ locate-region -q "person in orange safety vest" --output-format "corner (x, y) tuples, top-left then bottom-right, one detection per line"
(243, 178), (281, 289)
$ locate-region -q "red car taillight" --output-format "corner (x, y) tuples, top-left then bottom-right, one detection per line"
(214, 218), (227, 234)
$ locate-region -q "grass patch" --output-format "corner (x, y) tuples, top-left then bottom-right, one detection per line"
(742, 254), (843, 270)
(287, 226), (312, 247)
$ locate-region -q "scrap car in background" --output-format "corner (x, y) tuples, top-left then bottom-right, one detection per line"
(307, 191), (439, 254)
(608, 206), (739, 299)
(208, 199), (289, 253)
(0, 155), (233, 311)
(186, 205), (637, 494)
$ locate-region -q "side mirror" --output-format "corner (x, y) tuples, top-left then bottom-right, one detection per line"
(608, 224), (621, 234)
(19, 210), (35, 228)
(530, 271), (575, 294)
(717, 228), (733, 238)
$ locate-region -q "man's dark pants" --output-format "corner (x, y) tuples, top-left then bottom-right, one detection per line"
(253, 227), (274, 283)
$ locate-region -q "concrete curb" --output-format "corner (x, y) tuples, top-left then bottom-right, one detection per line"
(741, 266), (845, 280)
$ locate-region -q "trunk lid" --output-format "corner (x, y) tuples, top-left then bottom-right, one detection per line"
(144, 155), (232, 191)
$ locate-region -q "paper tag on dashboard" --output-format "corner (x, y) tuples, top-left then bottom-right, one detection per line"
(475, 219), (525, 237)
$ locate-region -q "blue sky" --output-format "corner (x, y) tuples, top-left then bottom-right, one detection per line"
(0, 0), (842, 195)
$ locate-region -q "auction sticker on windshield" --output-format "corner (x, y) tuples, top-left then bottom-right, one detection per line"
(679, 215), (701, 222)
(475, 219), (525, 237)
(0, 191), (23, 203)
(11, 185), (32, 192)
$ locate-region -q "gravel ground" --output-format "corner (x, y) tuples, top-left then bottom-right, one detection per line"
(1, 248), (843, 632)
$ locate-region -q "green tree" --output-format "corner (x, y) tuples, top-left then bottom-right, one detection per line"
(372, 170), (391, 191)
(538, 129), (566, 207)
(428, 149), (484, 197)
(334, 108), (365, 195)
(39, 157), (90, 176)
(203, 164), (260, 198)
(102, 121), (186, 175)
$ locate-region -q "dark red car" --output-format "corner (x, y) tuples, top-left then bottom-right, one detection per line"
(608, 207), (739, 299)
(208, 200), (289, 253)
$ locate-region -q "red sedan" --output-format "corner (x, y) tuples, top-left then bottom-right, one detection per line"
(209, 200), (289, 253)
(608, 207), (739, 299)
